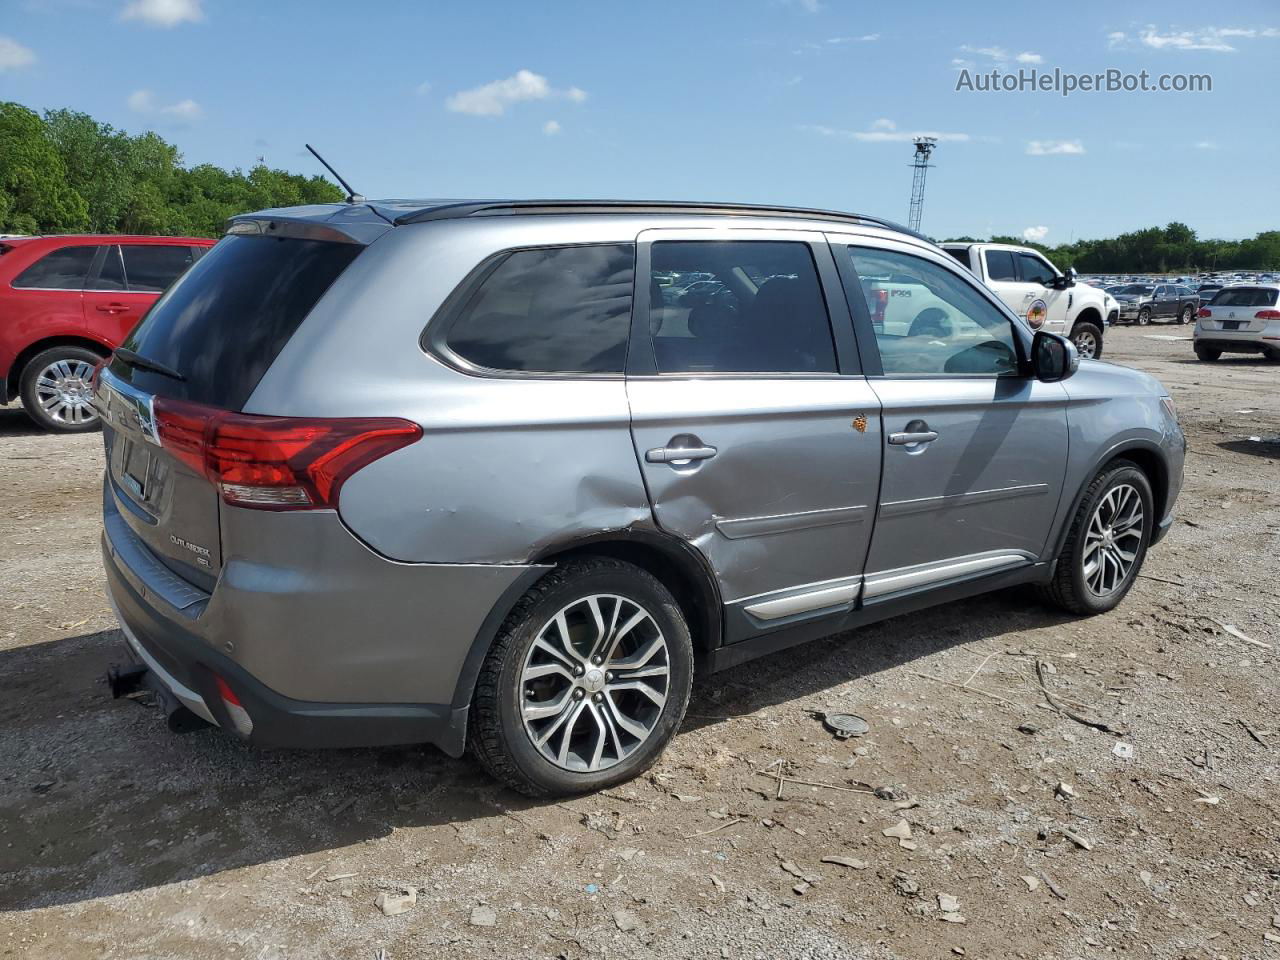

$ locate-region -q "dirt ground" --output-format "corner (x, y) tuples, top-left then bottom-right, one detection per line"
(1, 324), (1277, 960)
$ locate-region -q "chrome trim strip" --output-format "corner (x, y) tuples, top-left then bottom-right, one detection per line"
(879, 483), (1049, 519)
(717, 504), (869, 540)
(106, 592), (218, 725)
(862, 550), (1034, 600)
(739, 574), (863, 622)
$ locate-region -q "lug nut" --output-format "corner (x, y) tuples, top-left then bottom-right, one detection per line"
(573, 665), (584, 676)
(593, 693), (604, 703)
(574, 688), (585, 700)
(592, 656), (602, 665)
(605, 672), (614, 682)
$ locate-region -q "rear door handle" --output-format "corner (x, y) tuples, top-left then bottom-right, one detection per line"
(888, 430), (939, 445)
(646, 444), (717, 464)
(96, 304), (128, 313)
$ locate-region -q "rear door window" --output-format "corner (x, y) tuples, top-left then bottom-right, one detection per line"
(441, 244), (634, 375)
(11, 245), (98, 290)
(93, 245), (126, 291)
(121, 244), (197, 292)
(983, 250), (1017, 281)
(112, 235), (362, 408)
(646, 240), (836, 374)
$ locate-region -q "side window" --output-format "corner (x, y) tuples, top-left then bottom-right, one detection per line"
(984, 250), (1017, 281)
(121, 244), (197, 293)
(443, 244), (633, 374)
(11, 245), (97, 290)
(1153, 285), (1168, 299)
(846, 246), (1020, 377)
(648, 240), (836, 374)
(1016, 253), (1056, 286)
(94, 245), (126, 291)
(945, 248), (969, 267)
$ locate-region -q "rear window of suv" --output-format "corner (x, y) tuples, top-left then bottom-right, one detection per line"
(112, 235), (362, 408)
(1210, 287), (1278, 307)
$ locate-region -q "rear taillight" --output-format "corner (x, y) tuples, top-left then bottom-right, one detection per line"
(1255, 309), (1280, 320)
(89, 355), (110, 390)
(873, 288), (888, 325)
(1197, 307), (1211, 318)
(152, 397), (421, 511)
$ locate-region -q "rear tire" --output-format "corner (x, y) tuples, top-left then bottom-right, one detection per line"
(1070, 322), (1103, 360)
(1265, 348), (1280, 363)
(468, 557), (694, 797)
(19, 345), (105, 433)
(1136, 307), (1151, 326)
(1178, 305), (1194, 325)
(1038, 462), (1153, 616)
(1194, 345), (1221, 361)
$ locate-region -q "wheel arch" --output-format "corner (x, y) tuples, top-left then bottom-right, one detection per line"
(1069, 306), (1103, 335)
(6, 334), (113, 402)
(1051, 439), (1169, 558)
(445, 528), (723, 737)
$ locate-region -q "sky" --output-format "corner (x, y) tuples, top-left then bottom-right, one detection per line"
(2, 0), (1278, 243)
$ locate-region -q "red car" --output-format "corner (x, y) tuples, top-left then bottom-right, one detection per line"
(1, 234), (215, 432)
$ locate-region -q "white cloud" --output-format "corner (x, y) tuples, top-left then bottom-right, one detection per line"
(1194, 141), (1219, 150)
(0, 35), (36, 71)
(542, 119), (561, 136)
(1110, 24), (1280, 53)
(958, 44), (1044, 65)
(804, 122), (971, 143)
(128, 89), (202, 120)
(1022, 225), (1050, 242)
(415, 81), (432, 96)
(446, 69), (587, 117)
(120, 0), (203, 28)
(1026, 139), (1085, 155)
(791, 0), (821, 12)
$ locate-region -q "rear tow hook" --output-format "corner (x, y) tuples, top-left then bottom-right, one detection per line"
(106, 662), (211, 734)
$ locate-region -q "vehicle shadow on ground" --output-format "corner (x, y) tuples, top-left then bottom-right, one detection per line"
(0, 405), (44, 437)
(1217, 438), (1279, 459)
(0, 589), (1072, 911)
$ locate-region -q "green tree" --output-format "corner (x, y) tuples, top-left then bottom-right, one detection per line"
(0, 101), (89, 233)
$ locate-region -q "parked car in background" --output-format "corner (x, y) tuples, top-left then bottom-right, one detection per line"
(1112, 283), (1200, 325)
(1193, 283), (1280, 361)
(96, 198), (1184, 797)
(941, 242), (1115, 359)
(1, 234), (214, 432)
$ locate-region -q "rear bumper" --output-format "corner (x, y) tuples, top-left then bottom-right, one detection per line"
(104, 534), (468, 752)
(1193, 334), (1278, 353)
(101, 478), (546, 754)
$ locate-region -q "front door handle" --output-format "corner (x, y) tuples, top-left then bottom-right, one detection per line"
(96, 304), (128, 314)
(888, 430), (939, 445)
(646, 443), (717, 464)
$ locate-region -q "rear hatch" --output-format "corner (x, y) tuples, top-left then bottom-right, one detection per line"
(1199, 287), (1280, 332)
(96, 232), (366, 588)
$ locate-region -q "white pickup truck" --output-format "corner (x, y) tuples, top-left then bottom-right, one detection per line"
(941, 242), (1118, 360)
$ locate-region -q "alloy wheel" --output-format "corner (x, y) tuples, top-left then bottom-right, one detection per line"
(1179, 306), (1193, 325)
(1082, 483), (1144, 597)
(1137, 308), (1151, 325)
(520, 594), (670, 772)
(34, 358), (99, 426)
(1073, 330), (1098, 359)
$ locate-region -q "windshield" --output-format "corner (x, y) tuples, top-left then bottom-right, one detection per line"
(1116, 284), (1154, 295)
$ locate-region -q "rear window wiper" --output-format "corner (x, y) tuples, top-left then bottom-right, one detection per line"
(114, 347), (186, 382)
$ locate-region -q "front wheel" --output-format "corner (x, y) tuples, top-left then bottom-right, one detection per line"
(469, 557), (694, 797)
(1039, 462), (1153, 616)
(1136, 307), (1152, 326)
(1194, 344), (1221, 361)
(19, 345), (105, 433)
(1070, 322), (1103, 360)
(1178, 305), (1194, 325)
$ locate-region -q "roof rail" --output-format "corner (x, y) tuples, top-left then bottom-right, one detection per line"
(392, 199), (926, 239)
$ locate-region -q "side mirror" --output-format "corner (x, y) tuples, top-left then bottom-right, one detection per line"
(1066, 266), (1078, 288)
(1032, 330), (1079, 382)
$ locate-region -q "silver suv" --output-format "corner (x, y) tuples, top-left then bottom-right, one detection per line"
(96, 200), (1185, 796)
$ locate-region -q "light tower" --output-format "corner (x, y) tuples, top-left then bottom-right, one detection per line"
(907, 137), (937, 233)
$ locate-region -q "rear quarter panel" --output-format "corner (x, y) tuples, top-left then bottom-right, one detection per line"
(245, 217), (655, 564)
